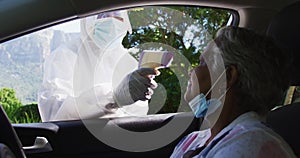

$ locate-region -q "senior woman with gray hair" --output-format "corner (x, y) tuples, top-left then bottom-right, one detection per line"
(171, 26), (296, 157)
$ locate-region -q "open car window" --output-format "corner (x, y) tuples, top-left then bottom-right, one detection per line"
(0, 6), (234, 123)
(283, 86), (300, 105)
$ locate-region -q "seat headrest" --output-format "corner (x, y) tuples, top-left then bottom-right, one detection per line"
(267, 1), (300, 85)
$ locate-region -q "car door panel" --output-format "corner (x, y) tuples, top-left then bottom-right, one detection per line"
(14, 112), (200, 158)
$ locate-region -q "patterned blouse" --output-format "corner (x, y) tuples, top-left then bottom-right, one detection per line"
(170, 112), (296, 158)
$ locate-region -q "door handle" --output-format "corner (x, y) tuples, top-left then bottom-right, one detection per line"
(23, 137), (52, 154)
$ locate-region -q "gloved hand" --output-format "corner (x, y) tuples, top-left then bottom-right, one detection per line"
(113, 68), (158, 106)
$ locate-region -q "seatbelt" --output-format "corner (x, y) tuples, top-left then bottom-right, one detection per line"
(183, 130), (230, 158)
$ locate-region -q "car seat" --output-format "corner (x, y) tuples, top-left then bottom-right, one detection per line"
(0, 105), (26, 158)
(266, 1), (300, 156)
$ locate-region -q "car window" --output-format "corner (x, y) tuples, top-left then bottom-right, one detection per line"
(0, 6), (233, 123)
(283, 86), (300, 105)
(292, 86), (300, 103)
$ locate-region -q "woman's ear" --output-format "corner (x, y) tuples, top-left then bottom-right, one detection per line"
(226, 65), (238, 88)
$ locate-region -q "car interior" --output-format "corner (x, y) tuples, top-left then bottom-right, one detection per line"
(0, 0), (299, 157)
(265, 1), (300, 156)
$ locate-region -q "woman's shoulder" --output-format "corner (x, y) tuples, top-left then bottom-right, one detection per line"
(210, 121), (296, 157)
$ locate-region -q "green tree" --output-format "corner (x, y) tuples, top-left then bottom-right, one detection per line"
(13, 103), (41, 123)
(123, 6), (230, 113)
(0, 88), (22, 120)
(0, 88), (41, 123)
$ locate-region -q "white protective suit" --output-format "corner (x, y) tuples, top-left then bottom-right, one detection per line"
(38, 11), (149, 121)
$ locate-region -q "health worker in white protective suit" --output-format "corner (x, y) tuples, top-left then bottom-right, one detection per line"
(38, 10), (157, 122)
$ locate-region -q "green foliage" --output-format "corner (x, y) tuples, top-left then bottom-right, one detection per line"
(0, 88), (41, 123)
(123, 6), (231, 113)
(0, 88), (22, 118)
(12, 103), (41, 123)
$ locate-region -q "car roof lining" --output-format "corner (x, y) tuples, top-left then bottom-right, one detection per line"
(0, 0), (298, 43)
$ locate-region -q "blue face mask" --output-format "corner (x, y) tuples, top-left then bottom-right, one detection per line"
(189, 93), (222, 118)
(188, 69), (227, 118)
(93, 18), (127, 49)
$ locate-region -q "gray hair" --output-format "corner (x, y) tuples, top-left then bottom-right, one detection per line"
(212, 26), (291, 115)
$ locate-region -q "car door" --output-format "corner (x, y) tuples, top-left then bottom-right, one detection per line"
(0, 1), (235, 157)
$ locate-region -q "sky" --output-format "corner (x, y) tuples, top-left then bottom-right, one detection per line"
(51, 19), (80, 33)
